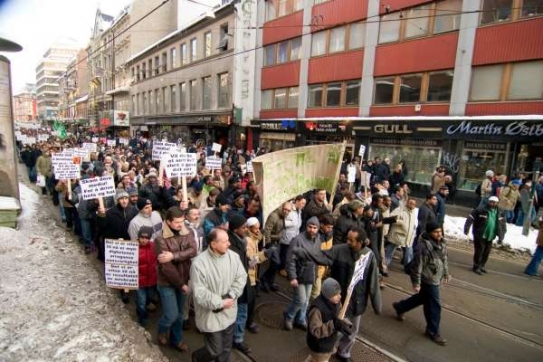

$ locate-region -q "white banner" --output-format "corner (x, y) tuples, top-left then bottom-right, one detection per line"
(80, 175), (116, 200)
(347, 165), (356, 183)
(206, 156), (222, 170)
(152, 141), (177, 161)
(91, 137), (98, 143)
(104, 238), (139, 289)
(162, 151), (197, 178)
(348, 252), (371, 293)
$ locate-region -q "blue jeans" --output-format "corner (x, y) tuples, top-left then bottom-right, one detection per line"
(516, 208), (537, 226)
(395, 283), (441, 336)
(135, 286), (156, 326)
(157, 285), (186, 345)
(234, 303), (248, 343)
(402, 246), (414, 271)
(285, 283), (312, 325)
(525, 245), (543, 276)
(384, 242), (398, 266)
(80, 218), (93, 248)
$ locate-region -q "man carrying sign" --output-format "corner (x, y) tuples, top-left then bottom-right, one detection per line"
(293, 227), (381, 362)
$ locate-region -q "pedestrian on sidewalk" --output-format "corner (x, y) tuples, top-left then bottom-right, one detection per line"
(463, 196), (506, 274)
(304, 278), (353, 362)
(190, 228), (247, 362)
(525, 216), (543, 276)
(392, 222), (451, 346)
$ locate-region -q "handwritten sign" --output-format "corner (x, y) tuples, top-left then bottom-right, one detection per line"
(24, 136), (36, 145)
(54, 162), (81, 179)
(347, 165), (356, 183)
(80, 175), (116, 200)
(152, 141), (177, 161)
(206, 156), (222, 170)
(106, 139), (116, 147)
(348, 252), (371, 293)
(162, 151), (197, 178)
(82, 143), (97, 153)
(358, 145), (366, 157)
(119, 137), (129, 145)
(104, 239), (139, 289)
(91, 137), (98, 143)
(212, 142), (222, 153)
(246, 161), (253, 173)
(38, 134), (49, 142)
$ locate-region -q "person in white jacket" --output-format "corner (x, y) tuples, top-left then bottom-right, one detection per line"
(384, 198), (418, 271)
(279, 195), (306, 277)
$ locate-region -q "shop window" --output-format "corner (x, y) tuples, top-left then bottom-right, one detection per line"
(522, 0), (543, 17)
(349, 22), (366, 49)
(470, 65), (503, 101)
(288, 86), (299, 108)
(308, 84), (323, 107)
(202, 76), (212, 110)
(345, 80), (361, 105)
(311, 31), (327, 57)
(274, 88), (287, 108)
(326, 83), (342, 106)
(427, 71), (454, 102)
(329, 27), (346, 53)
(508, 60), (543, 100)
(369, 144), (442, 185)
(457, 145), (507, 191)
(434, 0), (462, 34)
(374, 77), (396, 104)
(399, 74), (422, 103)
(261, 90), (273, 109)
(481, 0), (514, 24)
(404, 5), (431, 39)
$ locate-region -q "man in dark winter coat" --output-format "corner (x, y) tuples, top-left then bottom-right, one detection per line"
(416, 193), (439, 243)
(293, 227), (381, 362)
(463, 196), (506, 275)
(334, 200), (365, 245)
(392, 222), (450, 346)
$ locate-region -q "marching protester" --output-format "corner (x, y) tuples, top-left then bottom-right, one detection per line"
(128, 198), (163, 241)
(135, 226), (158, 327)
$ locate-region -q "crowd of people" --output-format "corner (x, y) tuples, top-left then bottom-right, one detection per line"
(15, 133), (542, 361)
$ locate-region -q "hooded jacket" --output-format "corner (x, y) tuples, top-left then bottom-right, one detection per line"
(410, 233), (449, 286)
(333, 204), (365, 245)
(286, 231), (320, 284)
(138, 241), (157, 287)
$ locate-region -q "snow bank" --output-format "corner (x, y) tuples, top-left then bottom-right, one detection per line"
(0, 183), (166, 362)
(444, 215), (539, 255)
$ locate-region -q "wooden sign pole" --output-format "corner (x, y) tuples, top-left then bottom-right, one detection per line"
(338, 288), (353, 320)
(67, 179), (72, 200)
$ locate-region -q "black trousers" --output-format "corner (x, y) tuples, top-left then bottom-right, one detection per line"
(395, 283), (441, 336)
(192, 323), (235, 362)
(473, 237), (493, 270)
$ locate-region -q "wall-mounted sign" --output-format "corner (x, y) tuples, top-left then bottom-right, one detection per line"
(304, 121), (351, 134)
(371, 138), (440, 147)
(373, 124), (414, 134)
(446, 121), (543, 137)
(260, 120), (296, 131)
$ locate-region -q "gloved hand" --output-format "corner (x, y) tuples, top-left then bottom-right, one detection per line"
(264, 246), (277, 259)
(334, 318), (354, 336)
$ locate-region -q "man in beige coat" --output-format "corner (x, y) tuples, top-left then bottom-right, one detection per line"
(385, 198), (418, 271)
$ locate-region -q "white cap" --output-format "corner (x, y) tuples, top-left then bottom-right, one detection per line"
(488, 196), (499, 202)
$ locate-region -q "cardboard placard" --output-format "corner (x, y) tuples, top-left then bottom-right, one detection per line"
(246, 161), (253, 173)
(152, 141), (177, 161)
(91, 137), (99, 143)
(79, 175), (116, 200)
(106, 139), (116, 147)
(212, 142), (222, 153)
(24, 137), (36, 145)
(206, 156), (223, 170)
(104, 239), (139, 290)
(82, 143), (97, 153)
(53, 162), (81, 179)
(358, 145), (366, 157)
(347, 165), (356, 183)
(162, 151), (197, 178)
(119, 137), (129, 145)
(38, 134), (49, 142)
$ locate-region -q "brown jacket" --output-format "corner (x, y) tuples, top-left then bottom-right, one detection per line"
(155, 222), (197, 289)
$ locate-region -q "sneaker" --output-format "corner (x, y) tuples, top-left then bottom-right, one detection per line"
(233, 341), (251, 354)
(392, 302), (405, 321)
(283, 312), (293, 331)
(174, 341), (189, 352)
(334, 353), (352, 362)
(246, 322), (259, 334)
(427, 332), (447, 346)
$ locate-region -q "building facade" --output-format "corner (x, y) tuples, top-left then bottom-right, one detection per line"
(35, 45), (78, 123)
(12, 84), (37, 123)
(128, 3), (238, 146)
(253, 0), (543, 204)
(58, 49), (90, 126)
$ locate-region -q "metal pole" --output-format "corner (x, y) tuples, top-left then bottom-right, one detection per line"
(522, 170), (541, 236)
(111, 31), (115, 140)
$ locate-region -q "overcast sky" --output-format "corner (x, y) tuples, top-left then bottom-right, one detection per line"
(0, 0), (130, 92)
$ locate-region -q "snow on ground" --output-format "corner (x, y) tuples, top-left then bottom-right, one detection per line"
(444, 215), (539, 255)
(0, 183), (167, 362)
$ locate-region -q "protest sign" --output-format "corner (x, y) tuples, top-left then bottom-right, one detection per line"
(106, 139), (116, 147)
(152, 141), (177, 161)
(104, 239), (139, 289)
(91, 137), (98, 143)
(24, 137), (36, 145)
(212, 142), (222, 153)
(119, 137), (129, 145)
(246, 161), (253, 173)
(53, 162), (80, 179)
(347, 252), (371, 293)
(162, 151), (197, 178)
(79, 175), (116, 200)
(206, 156), (222, 170)
(347, 165), (356, 183)
(82, 142), (97, 153)
(358, 145), (366, 157)
(38, 134), (49, 142)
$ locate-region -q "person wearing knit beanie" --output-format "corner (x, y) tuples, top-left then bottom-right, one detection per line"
(321, 278), (341, 299)
(229, 214), (247, 231)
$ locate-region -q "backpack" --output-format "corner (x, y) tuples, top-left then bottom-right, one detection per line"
(475, 183), (482, 196)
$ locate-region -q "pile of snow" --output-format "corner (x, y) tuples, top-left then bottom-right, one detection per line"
(444, 215), (539, 255)
(0, 183), (167, 362)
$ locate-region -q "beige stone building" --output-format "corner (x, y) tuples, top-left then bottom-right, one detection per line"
(58, 49), (89, 125)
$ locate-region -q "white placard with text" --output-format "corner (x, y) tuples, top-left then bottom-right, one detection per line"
(104, 239), (139, 289)
(79, 175), (116, 200)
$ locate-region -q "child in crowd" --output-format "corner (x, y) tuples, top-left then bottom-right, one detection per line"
(135, 226), (157, 326)
(305, 278), (353, 362)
